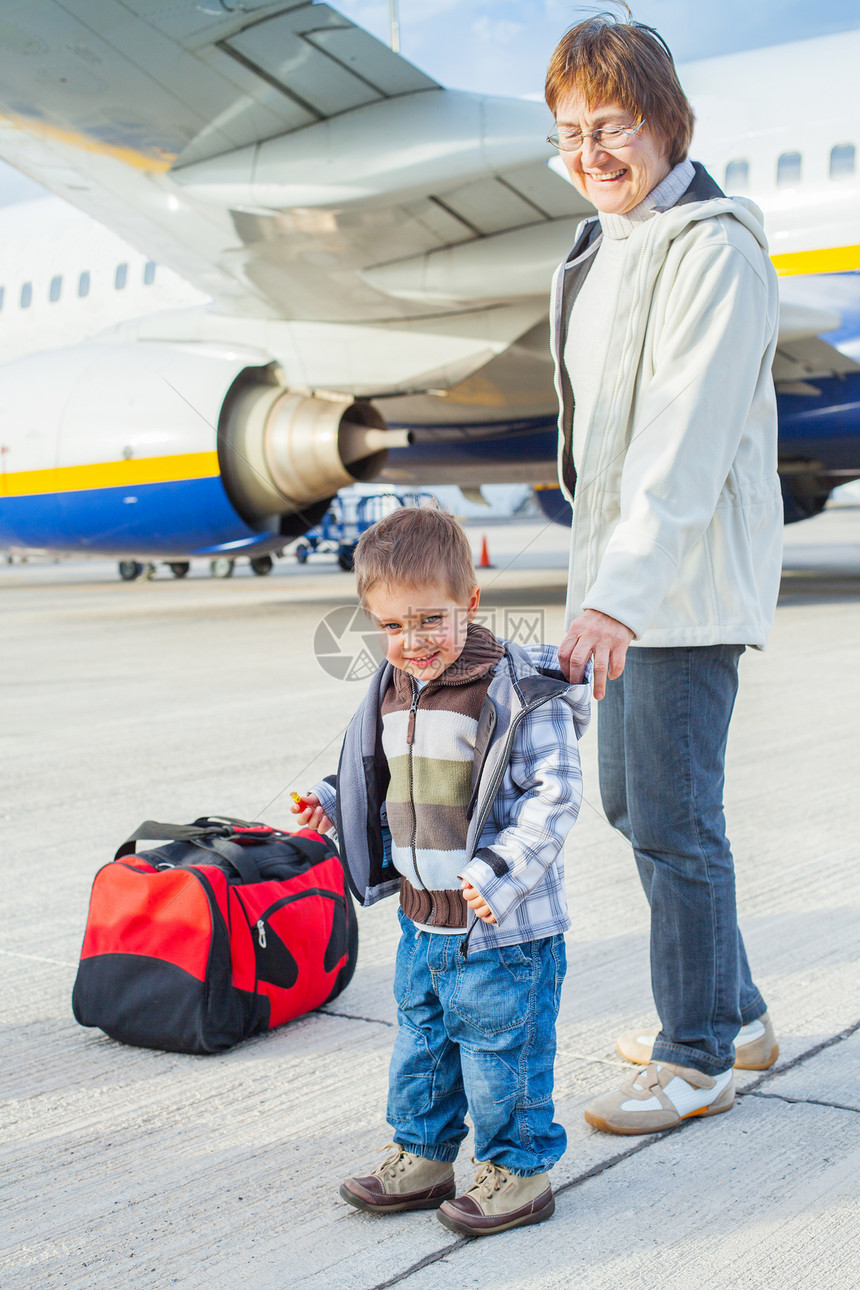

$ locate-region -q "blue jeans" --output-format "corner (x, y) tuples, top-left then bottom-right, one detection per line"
(598, 645), (767, 1077)
(388, 910), (566, 1176)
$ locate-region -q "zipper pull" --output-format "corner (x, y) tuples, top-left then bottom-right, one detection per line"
(407, 682), (420, 746)
(256, 919), (267, 949)
(459, 920), (479, 959)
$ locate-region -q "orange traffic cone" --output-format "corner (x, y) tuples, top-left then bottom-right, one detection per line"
(478, 535), (494, 569)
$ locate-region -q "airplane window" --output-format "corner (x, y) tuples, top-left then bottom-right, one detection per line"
(78, 270), (90, 298)
(724, 159), (749, 192)
(143, 260), (156, 285)
(777, 151), (802, 186)
(115, 262), (128, 290)
(20, 282), (32, 309)
(49, 275), (62, 303)
(830, 143), (856, 179)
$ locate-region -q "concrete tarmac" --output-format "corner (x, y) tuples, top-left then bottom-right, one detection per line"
(1, 510), (859, 1289)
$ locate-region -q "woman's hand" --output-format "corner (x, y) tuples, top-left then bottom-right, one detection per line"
(461, 880), (497, 924)
(559, 609), (635, 701)
(290, 792), (334, 834)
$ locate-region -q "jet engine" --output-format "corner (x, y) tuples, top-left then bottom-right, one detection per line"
(218, 366), (394, 532)
(0, 342), (405, 557)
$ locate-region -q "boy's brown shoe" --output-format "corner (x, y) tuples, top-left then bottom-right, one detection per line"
(340, 1144), (455, 1214)
(437, 1161), (554, 1237)
(616, 1011), (779, 1071)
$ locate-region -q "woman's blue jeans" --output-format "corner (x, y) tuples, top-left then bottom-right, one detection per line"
(388, 910), (567, 1176)
(598, 645), (767, 1076)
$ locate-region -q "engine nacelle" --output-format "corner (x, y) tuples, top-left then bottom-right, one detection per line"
(219, 372), (392, 529)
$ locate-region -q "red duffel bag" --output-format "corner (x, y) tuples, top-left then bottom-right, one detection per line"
(72, 817), (358, 1054)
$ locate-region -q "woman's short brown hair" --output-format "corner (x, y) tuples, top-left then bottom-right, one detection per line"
(545, 9), (695, 168)
(354, 504), (477, 607)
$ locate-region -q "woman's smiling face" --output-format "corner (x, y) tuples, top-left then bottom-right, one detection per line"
(554, 92), (671, 215)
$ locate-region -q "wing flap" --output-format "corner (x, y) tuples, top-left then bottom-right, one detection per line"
(222, 7), (382, 119)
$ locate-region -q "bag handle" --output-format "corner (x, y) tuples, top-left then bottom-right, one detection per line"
(115, 819), (232, 859)
(114, 819), (263, 884)
(189, 836), (263, 885)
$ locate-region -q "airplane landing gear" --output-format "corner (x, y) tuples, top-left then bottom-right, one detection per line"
(168, 562), (190, 579)
(209, 557), (235, 578)
(249, 555), (274, 576)
(118, 560), (143, 581)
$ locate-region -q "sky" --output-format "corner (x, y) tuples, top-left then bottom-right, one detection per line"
(1, 0), (859, 203)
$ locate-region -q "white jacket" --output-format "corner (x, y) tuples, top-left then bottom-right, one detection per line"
(551, 180), (783, 648)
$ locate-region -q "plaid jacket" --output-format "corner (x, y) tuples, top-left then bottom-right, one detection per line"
(311, 640), (591, 951)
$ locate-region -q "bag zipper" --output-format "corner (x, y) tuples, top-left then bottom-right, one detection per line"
(253, 887), (346, 948)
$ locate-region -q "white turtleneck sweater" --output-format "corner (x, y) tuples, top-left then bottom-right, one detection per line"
(564, 160), (695, 422)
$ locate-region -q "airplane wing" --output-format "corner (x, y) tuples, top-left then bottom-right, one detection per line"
(774, 299), (860, 390)
(0, 1), (587, 332)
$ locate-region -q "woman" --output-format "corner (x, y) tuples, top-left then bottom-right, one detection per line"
(546, 10), (783, 1134)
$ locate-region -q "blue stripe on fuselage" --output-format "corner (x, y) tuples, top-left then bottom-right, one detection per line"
(0, 475), (269, 556)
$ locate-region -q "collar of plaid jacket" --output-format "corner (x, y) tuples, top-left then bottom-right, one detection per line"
(389, 622), (504, 703)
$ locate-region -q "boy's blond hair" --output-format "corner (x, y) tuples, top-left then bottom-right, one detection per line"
(354, 506), (477, 606)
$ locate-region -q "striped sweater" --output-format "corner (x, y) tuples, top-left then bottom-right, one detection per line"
(380, 624), (503, 928)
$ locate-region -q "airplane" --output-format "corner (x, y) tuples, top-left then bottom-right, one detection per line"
(0, 2), (857, 579)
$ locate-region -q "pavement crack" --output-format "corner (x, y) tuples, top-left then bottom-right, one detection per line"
(369, 1240), (470, 1288)
(317, 1007), (395, 1028)
(747, 1090), (859, 1115)
(736, 1016), (860, 1096)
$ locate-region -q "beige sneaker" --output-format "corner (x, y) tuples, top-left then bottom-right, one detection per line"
(340, 1144), (455, 1213)
(617, 1011), (779, 1071)
(437, 1161), (554, 1237)
(584, 1062), (735, 1135)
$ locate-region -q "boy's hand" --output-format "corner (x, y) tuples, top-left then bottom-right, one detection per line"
(290, 792), (333, 834)
(461, 880), (497, 924)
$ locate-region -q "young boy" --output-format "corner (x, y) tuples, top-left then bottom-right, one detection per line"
(292, 507), (590, 1237)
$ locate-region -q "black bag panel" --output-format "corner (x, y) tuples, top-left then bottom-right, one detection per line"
(254, 923), (300, 991)
(72, 954), (257, 1054)
(324, 885), (359, 1004)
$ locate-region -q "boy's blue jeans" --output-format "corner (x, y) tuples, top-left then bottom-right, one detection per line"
(388, 910), (567, 1177)
(598, 644), (767, 1076)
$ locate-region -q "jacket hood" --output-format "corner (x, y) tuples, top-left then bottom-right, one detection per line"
(652, 192), (769, 254)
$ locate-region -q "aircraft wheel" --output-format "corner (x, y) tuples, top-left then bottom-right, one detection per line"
(250, 555), (274, 576)
(295, 542), (310, 564)
(118, 561), (143, 581)
(210, 557), (235, 579)
(169, 562), (190, 579)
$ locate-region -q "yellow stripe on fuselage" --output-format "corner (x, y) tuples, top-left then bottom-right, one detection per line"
(0, 452), (220, 498)
(771, 244), (860, 276)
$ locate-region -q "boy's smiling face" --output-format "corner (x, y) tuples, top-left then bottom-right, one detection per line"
(365, 580), (481, 682)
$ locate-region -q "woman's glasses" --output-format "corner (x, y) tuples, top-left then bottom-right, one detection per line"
(547, 120), (646, 153)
